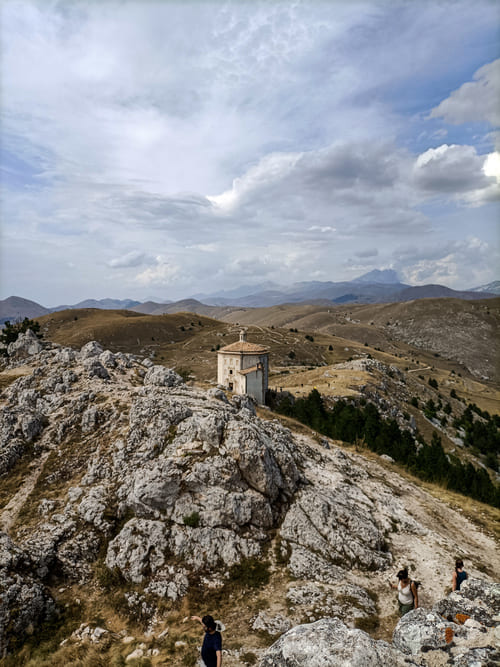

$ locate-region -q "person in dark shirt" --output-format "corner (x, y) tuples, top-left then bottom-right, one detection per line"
(190, 614), (222, 667)
(452, 559), (468, 591)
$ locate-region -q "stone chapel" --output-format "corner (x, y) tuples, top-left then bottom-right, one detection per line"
(217, 330), (269, 404)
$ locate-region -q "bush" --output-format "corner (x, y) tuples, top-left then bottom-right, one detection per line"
(183, 512), (200, 528)
(227, 558), (270, 589)
(176, 367), (192, 382)
(428, 378), (438, 389)
(288, 351), (295, 360)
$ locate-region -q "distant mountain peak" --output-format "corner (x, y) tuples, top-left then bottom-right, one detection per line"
(468, 280), (500, 295)
(353, 269), (401, 284)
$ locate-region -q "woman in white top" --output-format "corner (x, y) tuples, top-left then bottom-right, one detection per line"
(390, 568), (418, 616)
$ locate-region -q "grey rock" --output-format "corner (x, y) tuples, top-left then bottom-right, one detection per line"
(7, 330), (44, 358)
(392, 608), (467, 655)
(143, 366), (183, 387)
(433, 591), (497, 627)
(259, 618), (417, 666)
(281, 483), (391, 576)
(0, 532), (56, 658)
(83, 358), (110, 380)
(450, 646), (500, 666)
(459, 578), (500, 615)
(231, 394), (256, 415)
(99, 350), (117, 368)
(77, 485), (110, 531)
(224, 420), (300, 503)
(105, 519), (169, 583)
(80, 341), (104, 359)
(81, 406), (101, 433)
(207, 388), (229, 403)
(252, 612), (292, 636)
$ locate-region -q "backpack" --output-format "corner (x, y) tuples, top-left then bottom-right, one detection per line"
(410, 580), (421, 596)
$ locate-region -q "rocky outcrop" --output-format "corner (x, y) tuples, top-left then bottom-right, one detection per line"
(392, 608), (468, 655)
(261, 579), (500, 667)
(259, 618), (417, 666)
(0, 531), (55, 658)
(1, 336), (498, 663)
(392, 579), (500, 665)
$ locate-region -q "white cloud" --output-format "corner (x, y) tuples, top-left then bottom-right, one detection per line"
(135, 258), (179, 287)
(430, 59), (500, 127)
(397, 238), (498, 288)
(308, 226), (337, 233)
(413, 144), (494, 196)
(108, 251), (154, 268)
(1, 2), (499, 301)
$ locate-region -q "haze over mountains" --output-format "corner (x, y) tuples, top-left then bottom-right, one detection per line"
(1, 270), (498, 325)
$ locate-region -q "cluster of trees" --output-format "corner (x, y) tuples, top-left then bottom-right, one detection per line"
(0, 318), (42, 354)
(453, 404), (500, 471)
(269, 389), (499, 507)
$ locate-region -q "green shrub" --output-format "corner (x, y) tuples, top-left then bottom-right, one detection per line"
(227, 558), (270, 589)
(183, 512), (200, 528)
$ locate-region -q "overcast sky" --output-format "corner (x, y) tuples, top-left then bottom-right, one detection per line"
(1, 0), (499, 305)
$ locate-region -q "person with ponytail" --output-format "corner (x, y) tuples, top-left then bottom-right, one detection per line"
(389, 568), (419, 616)
(452, 559), (468, 591)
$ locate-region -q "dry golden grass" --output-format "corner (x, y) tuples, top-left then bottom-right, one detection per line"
(0, 365), (32, 391)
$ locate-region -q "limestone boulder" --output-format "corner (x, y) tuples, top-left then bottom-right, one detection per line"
(7, 330), (44, 359)
(252, 611), (291, 636)
(449, 646), (500, 666)
(105, 519), (169, 583)
(79, 341), (104, 359)
(392, 608), (467, 655)
(143, 365), (183, 387)
(458, 578), (500, 615)
(280, 482), (391, 578)
(259, 618), (417, 666)
(0, 532), (56, 658)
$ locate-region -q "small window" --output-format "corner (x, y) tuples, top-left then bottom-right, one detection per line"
(229, 369), (233, 374)
(228, 382), (233, 391)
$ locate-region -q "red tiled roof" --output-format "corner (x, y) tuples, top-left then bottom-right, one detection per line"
(218, 341), (269, 353)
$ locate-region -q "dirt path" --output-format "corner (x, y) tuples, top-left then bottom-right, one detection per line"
(0, 449), (52, 532)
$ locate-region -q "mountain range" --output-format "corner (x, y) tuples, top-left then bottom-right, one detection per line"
(1, 270), (498, 325)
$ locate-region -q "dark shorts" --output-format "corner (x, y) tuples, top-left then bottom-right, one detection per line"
(399, 601), (413, 616)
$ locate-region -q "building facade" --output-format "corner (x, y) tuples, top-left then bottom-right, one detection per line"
(217, 330), (269, 404)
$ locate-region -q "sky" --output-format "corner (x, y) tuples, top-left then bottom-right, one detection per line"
(1, 0), (499, 306)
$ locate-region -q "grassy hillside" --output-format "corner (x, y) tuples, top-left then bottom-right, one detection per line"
(218, 297), (500, 383)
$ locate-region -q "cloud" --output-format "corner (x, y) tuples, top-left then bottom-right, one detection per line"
(1, 2), (499, 301)
(355, 248), (379, 258)
(430, 59), (500, 127)
(395, 237), (499, 288)
(413, 144), (494, 194)
(135, 258), (179, 287)
(108, 251), (155, 268)
(308, 226), (336, 233)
